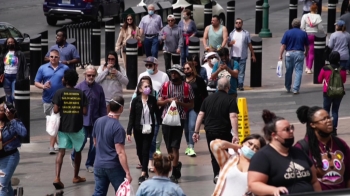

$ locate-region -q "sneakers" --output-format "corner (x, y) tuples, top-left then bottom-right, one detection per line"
(213, 175), (219, 184)
(49, 147), (56, 155)
(54, 143), (59, 151)
(70, 157), (75, 169)
(170, 162), (182, 183)
(238, 86), (244, 91)
(293, 91), (299, 95)
(187, 148), (196, 157)
(72, 176), (86, 183)
(155, 149), (161, 154)
(185, 147), (190, 155)
(170, 175), (178, 183)
(87, 166), (94, 173)
(306, 69), (313, 74)
(138, 175), (148, 185)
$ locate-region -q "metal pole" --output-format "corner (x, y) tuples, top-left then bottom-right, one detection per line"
(314, 33), (327, 84)
(105, 18), (116, 60)
(250, 36), (262, 87)
(255, 0), (263, 34)
(29, 35), (42, 85)
(226, 1), (235, 34)
(259, 0), (272, 38)
(91, 22), (101, 65)
(126, 39), (138, 90)
(289, 0), (298, 29)
(327, 0), (337, 33)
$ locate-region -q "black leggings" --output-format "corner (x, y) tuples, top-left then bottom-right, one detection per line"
(133, 126), (154, 175)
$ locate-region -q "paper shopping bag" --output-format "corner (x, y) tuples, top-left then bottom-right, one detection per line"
(162, 101), (181, 126)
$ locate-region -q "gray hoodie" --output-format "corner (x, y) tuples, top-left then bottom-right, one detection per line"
(158, 24), (183, 53)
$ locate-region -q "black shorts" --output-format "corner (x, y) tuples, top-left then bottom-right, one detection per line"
(162, 120), (185, 151)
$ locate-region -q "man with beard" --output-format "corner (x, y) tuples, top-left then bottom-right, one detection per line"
(157, 64), (194, 183)
(44, 31), (80, 70)
(227, 18), (256, 91)
(35, 49), (69, 154)
(70, 65), (107, 173)
(202, 15), (228, 52)
(52, 69), (88, 189)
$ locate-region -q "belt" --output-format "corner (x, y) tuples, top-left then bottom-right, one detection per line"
(145, 34), (157, 37)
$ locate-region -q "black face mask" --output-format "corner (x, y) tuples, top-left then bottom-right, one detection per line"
(171, 78), (180, 83)
(7, 44), (15, 50)
(280, 137), (295, 148)
(185, 73), (192, 77)
(317, 130), (332, 138)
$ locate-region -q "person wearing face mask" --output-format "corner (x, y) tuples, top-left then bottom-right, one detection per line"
(139, 4), (163, 58)
(92, 96), (132, 195)
(193, 77), (239, 184)
(159, 14), (183, 71)
(210, 134), (266, 196)
(70, 65), (107, 173)
(178, 9), (197, 66)
(248, 110), (321, 196)
(295, 106), (350, 190)
(96, 51), (128, 113)
(183, 62), (208, 157)
(127, 80), (159, 185)
(115, 14), (141, 71)
(158, 64), (195, 183)
(0, 37), (29, 105)
(44, 30), (80, 70)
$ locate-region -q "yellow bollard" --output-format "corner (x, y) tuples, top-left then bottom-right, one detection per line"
(237, 98), (251, 143)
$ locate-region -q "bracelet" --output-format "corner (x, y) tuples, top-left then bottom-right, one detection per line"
(194, 132), (199, 134)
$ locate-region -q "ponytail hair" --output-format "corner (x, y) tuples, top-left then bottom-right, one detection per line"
(153, 153), (174, 176)
(261, 109), (285, 142)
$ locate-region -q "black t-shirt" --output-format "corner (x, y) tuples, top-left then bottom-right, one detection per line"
(249, 145), (314, 194)
(200, 90), (239, 132)
(52, 87), (88, 133)
(188, 76), (208, 113)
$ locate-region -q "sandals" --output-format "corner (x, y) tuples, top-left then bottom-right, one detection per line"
(53, 180), (64, 190)
(136, 163), (142, 169)
(72, 176), (86, 183)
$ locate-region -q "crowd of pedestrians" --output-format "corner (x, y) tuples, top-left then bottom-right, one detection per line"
(2, 1), (350, 195)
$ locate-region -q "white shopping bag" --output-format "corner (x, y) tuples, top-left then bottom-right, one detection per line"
(276, 60), (283, 78)
(162, 101), (181, 126)
(116, 178), (135, 196)
(46, 110), (60, 136)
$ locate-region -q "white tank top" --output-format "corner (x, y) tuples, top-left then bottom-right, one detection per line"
(220, 161), (248, 196)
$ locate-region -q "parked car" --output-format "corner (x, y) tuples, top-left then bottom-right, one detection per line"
(137, 0), (226, 30)
(43, 0), (125, 26)
(0, 22), (30, 63)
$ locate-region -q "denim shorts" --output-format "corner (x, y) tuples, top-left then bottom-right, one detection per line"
(58, 128), (85, 152)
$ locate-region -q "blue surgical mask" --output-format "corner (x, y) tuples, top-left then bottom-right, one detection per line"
(241, 145), (255, 160)
(148, 10), (154, 15)
(147, 68), (154, 75)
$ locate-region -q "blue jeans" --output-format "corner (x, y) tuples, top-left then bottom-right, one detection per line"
(181, 45), (189, 66)
(149, 124), (160, 159)
(285, 51), (304, 92)
(143, 36), (159, 58)
(4, 74), (16, 104)
(323, 95), (342, 129)
(71, 126), (95, 168)
(340, 60), (348, 70)
(184, 109), (198, 147)
(93, 166), (125, 196)
(0, 150), (19, 196)
(232, 57), (247, 87)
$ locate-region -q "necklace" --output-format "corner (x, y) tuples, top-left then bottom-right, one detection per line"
(319, 137), (333, 160)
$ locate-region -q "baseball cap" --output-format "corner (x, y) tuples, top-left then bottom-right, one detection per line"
(334, 20), (345, 26)
(167, 64), (185, 77)
(144, 56), (158, 64)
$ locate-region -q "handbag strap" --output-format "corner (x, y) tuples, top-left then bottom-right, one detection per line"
(0, 126), (17, 147)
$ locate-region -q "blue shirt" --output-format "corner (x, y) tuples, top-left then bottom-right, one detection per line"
(45, 42), (80, 62)
(212, 59), (239, 95)
(139, 14), (163, 35)
(281, 28), (309, 51)
(93, 116), (126, 168)
(75, 80), (107, 126)
(34, 63), (69, 103)
(136, 176), (186, 196)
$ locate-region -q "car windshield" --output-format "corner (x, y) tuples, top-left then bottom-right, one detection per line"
(0, 25), (22, 39)
(143, 0), (173, 4)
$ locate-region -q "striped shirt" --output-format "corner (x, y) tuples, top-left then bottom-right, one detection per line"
(158, 81), (194, 119)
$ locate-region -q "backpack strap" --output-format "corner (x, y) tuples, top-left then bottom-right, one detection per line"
(297, 139), (309, 156)
(162, 81), (170, 99)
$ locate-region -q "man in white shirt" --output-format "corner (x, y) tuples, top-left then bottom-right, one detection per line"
(227, 18), (256, 91)
(130, 57), (169, 169)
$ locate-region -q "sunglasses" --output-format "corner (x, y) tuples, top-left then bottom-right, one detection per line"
(184, 67), (190, 70)
(50, 56), (59, 59)
(86, 74), (96, 78)
(108, 58), (116, 61)
(127, 18), (133, 21)
(145, 64), (154, 68)
(168, 20), (175, 22)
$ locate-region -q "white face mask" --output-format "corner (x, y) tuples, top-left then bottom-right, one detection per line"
(211, 58), (218, 65)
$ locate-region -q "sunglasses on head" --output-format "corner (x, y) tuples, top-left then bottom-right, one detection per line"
(50, 56), (59, 59)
